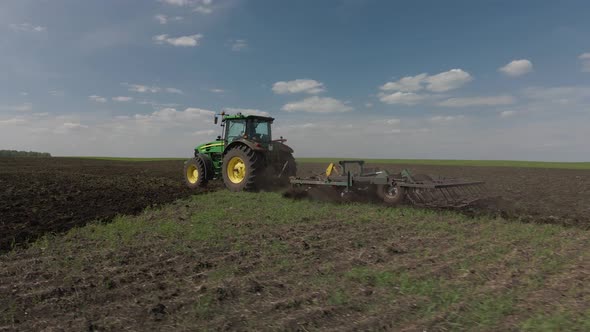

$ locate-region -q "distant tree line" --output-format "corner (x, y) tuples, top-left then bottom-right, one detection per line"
(0, 150), (52, 158)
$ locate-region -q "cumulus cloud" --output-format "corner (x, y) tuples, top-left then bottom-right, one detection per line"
(9, 23), (46, 32)
(378, 69), (472, 105)
(160, 0), (193, 6)
(272, 79), (325, 95)
(153, 34), (203, 47)
(523, 86), (590, 105)
(160, 0), (214, 14)
(223, 108), (270, 117)
(499, 59), (533, 77)
(579, 53), (590, 73)
(63, 122), (89, 129)
(125, 84), (161, 93)
(0, 117), (27, 126)
(134, 107), (215, 125)
(155, 14), (168, 24)
(0, 103), (33, 112)
(194, 6), (213, 14)
(500, 110), (516, 118)
(437, 95), (515, 107)
(386, 118), (401, 125)
(425, 69), (473, 92)
(379, 92), (430, 105)
(209, 88), (225, 93)
(112, 96), (134, 102)
(282, 96), (353, 113)
(380, 69), (472, 93)
(429, 115), (464, 123)
(89, 95), (107, 103)
(165, 87), (183, 94)
(231, 39), (248, 51)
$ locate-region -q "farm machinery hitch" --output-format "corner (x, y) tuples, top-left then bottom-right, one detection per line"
(289, 160), (486, 208)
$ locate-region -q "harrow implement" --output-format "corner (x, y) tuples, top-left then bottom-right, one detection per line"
(289, 160), (486, 208)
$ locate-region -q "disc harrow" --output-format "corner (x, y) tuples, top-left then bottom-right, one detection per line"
(289, 160), (488, 208)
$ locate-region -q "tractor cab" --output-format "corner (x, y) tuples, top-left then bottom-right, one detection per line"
(221, 114), (273, 147)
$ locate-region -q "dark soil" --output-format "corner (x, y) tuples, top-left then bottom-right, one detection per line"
(2, 158), (589, 252)
(0, 158), (221, 251)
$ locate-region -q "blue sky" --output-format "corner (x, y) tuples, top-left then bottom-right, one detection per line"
(1, 0), (589, 160)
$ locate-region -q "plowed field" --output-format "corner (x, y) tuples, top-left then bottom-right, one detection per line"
(1, 158), (589, 251)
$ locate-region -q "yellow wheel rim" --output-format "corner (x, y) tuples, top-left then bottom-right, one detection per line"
(186, 164), (199, 184)
(226, 156), (246, 184)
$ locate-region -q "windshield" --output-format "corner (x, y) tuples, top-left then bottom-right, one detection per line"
(225, 119), (246, 142)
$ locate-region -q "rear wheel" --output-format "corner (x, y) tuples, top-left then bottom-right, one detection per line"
(376, 182), (405, 205)
(222, 145), (262, 191)
(184, 157), (208, 189)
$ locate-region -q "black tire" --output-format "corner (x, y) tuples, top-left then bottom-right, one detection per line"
(184, 157), (208, 189)
(282, 153), (297, 178)
(376, 182), (405, 205)
(222, 145), (262, 192)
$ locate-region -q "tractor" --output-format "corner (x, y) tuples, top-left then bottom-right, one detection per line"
(184, 112), (296, 191)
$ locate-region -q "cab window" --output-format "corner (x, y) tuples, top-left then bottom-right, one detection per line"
(250, 120), (271, 143)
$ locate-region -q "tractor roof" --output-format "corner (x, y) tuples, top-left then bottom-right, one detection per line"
(222, 113), (274, 122)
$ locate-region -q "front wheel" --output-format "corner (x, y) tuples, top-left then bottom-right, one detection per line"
(184, 157), (208, 189)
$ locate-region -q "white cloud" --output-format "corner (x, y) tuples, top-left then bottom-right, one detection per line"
(0, 117), (27, 126)
(231, 39), (248, 51)
(192, 129), (217, 136)
(209, 88), (225, 93)
(386, 118), (401, 125)
(160, 0), (193, 6)
(89, 95), (107, 103)
(154, 15), (182, 24)
(378, 92), (429, 105)
(63, 122), (89, 129)
(112, 96), (134, 102)
(223, 108), (270, 117)
(500, 110), (516, 118)
(159, 0), (213, 13)
(0, 103), (33, 112)
(523, 86), (590, 105)
(125, 84), (161, 93)
(380, 73), (428, 92)
(378, 69), (472, 105)
(155, 15), (168, 24)
(49, 90), (65, 97)
(272, 79), (325, 95)
(134, 107), (215, 124)
(365, 102), (373, 108)
(153, 34), (203, 47)
(194, 6), (213, 14)
(20, 92), (28, 96)
(425, 69), (473, 92)
(437, 95), (515, 107)
(429, 115), (464, 123)
(499, 59), (533, 77)
(165, 87), (183, 94)
(9, 23), (46, 32)
(282, 96), (353, 113)
(579, 53), (590, 73)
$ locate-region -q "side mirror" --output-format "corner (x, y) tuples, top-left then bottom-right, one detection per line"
(214, 115), (218, 124)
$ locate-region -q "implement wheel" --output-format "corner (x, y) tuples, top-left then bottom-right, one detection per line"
(184, 157), (208, 189)
(376, 182), (405, 205)
(222, 145), (262, 192)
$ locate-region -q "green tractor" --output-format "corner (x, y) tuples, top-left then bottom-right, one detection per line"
(184, 112), (297, 191)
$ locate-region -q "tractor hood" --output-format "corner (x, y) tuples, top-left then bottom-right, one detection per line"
(195, 141), (224, 154)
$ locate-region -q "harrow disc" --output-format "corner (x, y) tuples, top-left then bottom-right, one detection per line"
(404, 174), (487, 208)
